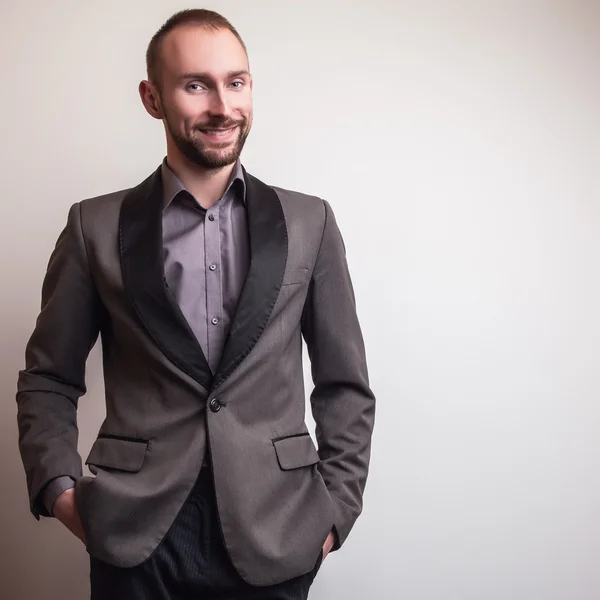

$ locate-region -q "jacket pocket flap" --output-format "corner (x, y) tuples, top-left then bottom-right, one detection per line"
(273, 434), (319, 470)
(85, 437), (149, 473)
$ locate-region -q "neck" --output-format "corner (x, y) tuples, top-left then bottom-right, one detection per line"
(165, 144), (237, 210)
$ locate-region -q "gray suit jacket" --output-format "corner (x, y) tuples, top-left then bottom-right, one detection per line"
(16, 165), (375, 586)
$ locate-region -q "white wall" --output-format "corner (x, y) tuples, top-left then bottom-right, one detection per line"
(1, 1), (599, 598)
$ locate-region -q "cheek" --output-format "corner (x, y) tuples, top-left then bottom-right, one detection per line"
(235, 98), (253, 121)
(168, 94), (207, 126)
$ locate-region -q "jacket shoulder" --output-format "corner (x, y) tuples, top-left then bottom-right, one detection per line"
(268, 183), (327, 231)
(76, 187), (131, 242)
(270, 184), (323, 209)
(79, 187), (130, 214)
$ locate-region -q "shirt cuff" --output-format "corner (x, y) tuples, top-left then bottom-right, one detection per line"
(41, 476), (76, 517)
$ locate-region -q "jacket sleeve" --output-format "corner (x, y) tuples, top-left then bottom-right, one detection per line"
(301, 199), (376, 551)
(16, 202), (101, 519)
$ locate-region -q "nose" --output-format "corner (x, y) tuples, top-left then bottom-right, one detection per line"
(207, 88), (231, 118)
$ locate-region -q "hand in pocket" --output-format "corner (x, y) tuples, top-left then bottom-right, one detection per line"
(321, 529), (336, 562)
(53, 488), (86, 544)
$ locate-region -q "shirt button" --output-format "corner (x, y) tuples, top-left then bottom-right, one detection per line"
(208, 214), (215, 221)
(211, 317), (219, 325)
(209, 264), (217, 271)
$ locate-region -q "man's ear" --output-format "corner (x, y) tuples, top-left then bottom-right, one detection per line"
(139, 80), (164, 120)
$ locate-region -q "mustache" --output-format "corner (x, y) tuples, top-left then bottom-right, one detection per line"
(194, 118), (245, 130)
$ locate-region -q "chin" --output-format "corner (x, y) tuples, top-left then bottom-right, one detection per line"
(200, 153), (240, 169)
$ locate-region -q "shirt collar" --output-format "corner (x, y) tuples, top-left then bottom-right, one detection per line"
(161, 157), (246, 210)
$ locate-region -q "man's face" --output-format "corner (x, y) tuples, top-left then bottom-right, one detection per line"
(155, 25), (253, 170)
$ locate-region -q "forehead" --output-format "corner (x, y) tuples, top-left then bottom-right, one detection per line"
(159, 25), (248, 79)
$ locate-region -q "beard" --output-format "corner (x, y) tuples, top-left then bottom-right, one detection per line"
(164, 110), (251, 170)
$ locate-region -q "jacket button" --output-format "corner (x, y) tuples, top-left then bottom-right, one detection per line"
(209, 398), (222, 413)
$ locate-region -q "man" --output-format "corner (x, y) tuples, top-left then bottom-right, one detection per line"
(16, 8), (375, 599)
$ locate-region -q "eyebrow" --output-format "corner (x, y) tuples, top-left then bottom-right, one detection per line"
(179, 70), (250, 81)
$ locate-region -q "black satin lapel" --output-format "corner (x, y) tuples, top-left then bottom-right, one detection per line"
(212, 170), (288, 388)
(119, 166), (212, 389)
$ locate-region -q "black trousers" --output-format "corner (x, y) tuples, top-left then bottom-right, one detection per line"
(90, 467), (324, 600)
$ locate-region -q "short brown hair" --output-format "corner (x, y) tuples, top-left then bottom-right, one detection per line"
(146, 9), (248, 85)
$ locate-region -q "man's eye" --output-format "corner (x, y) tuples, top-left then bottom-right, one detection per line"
(188, 83), (205, 92)
(230, 81), (244, 88)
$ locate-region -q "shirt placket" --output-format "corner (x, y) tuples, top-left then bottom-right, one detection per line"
(204, 205), (223, 374)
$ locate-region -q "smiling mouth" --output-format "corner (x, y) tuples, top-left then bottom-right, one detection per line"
(198, 125), (239, 140)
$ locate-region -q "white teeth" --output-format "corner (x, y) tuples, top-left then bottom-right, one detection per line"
(204, 128), (235, 135)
